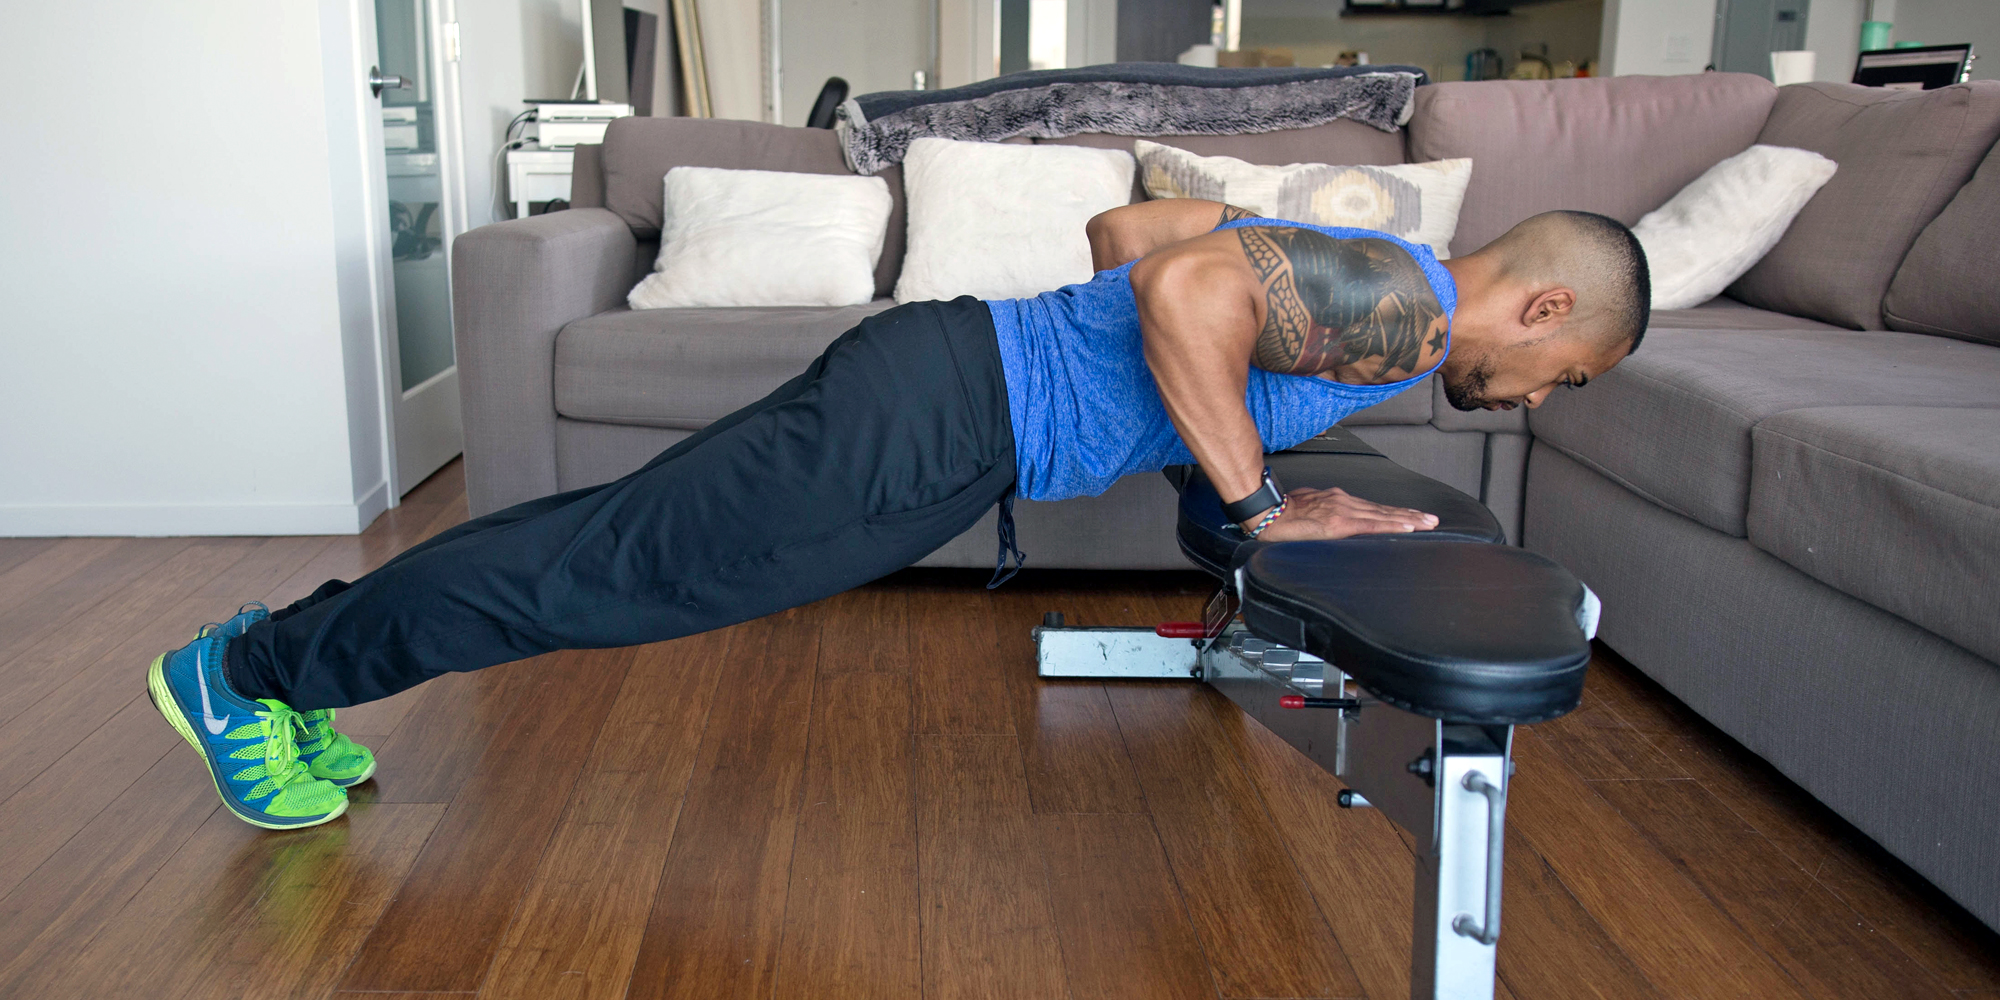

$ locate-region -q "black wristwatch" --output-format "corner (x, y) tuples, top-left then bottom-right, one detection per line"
(1221, 467), (1284, 524)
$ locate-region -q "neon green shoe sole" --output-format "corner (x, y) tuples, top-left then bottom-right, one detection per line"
(317, 754), (377, 788)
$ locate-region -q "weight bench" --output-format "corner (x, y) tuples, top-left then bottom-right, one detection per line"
(1033, 427), (1600, 1000)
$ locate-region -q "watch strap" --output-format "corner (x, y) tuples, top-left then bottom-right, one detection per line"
(1221, 468), (1283, 523)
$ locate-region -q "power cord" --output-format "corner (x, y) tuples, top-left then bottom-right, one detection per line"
(491, 139), (530, 221)
(503, 107), (538, 142)
(492, 108), (540, 222)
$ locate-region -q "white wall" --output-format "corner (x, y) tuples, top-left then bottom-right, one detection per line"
(523, 0), (590, 100)
(0, 0), (393, 536)
(780, 0), (930, 126)
(455, 0), (765, 214)
(1806, 0), (1866, 81)
(937, 0), (1002, 88)
(699, 0), (773, 120)
(458, 0), (583, 228)
(458, 2), (532, 228)
(1068, 0), (1119, 68)
(1599, 0), (1716, 76)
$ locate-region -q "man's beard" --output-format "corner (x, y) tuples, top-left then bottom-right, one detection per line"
(1442, 354), (1502, 412)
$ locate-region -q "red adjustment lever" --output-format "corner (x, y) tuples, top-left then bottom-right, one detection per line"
(1281, 695), (1360, 710)
(1156, 622), (1207, 638)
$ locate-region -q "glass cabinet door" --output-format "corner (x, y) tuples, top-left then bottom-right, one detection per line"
(378, 0), (454, 393)
(372, 0), (465, 493)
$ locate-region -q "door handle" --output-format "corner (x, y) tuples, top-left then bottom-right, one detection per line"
(369, 66), (414, 98)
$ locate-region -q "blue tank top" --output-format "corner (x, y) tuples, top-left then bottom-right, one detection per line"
(987, 219), (1456, 502)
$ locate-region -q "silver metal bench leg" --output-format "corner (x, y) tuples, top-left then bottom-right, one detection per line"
(1033, 614), (1514, 1000)
(1412, 732), (1509, 1000)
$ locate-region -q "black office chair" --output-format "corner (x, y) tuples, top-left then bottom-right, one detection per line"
(806, 77), (849, 129)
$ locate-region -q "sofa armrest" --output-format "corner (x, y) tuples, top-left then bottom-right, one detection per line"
(452, 207), (639, 516)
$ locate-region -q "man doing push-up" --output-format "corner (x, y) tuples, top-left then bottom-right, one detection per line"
(148, 201), (1649, 829)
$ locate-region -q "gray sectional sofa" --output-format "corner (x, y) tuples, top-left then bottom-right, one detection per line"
(451, 73), (2000, 927)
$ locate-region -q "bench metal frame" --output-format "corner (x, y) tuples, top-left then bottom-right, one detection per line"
(1036, 577), (1523, 1000)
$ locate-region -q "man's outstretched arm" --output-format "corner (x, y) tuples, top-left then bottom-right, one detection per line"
(1086, 199), (1256, 271)
(1129, 228), (1439, 541)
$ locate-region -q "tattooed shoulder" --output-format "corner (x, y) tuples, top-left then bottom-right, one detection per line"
(1234, 227), (1447, 381)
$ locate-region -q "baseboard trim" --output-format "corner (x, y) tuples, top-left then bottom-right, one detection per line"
(0, 480), (393, 537)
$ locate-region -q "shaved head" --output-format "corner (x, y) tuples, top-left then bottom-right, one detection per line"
(1477, 211), (1651, 353)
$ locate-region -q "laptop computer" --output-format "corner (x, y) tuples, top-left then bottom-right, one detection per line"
(1852, 44), (1976, 90)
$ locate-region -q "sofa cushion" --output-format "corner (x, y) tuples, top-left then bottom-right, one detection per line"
(1427, 298), (1836, 436)
(554, 302), (896, 429)
(1650, 295), (1844, 332)
(1527, 328), (2000, 537)
(1728, 81), (2000, 331)
(1749, 407), (2000, 664)
(1884, 135), (2000, 347)
(1040, 121), (1406, 201)
(1407, 74), (1777, 256)
(599, 118), (907, 298)
(1429, 375), (1526, 433)
(570, 143), (605, 208)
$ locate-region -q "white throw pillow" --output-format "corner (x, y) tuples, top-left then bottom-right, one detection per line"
(895, 138), (1135, 303)
(1634, 144), (1838, 311)
(628, 166), (893, 309)
(1134, 140), (1472, 259)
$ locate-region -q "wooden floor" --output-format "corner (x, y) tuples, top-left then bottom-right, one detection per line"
(1, 460), (1996, 1000)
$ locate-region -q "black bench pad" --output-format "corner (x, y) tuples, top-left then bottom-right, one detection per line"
(1240, 541), (1590, 723)
(1173, 429), (1589, 724)
(1172, 429), (1505, 579)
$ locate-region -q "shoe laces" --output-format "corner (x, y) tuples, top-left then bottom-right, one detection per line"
(254, 702), (316, 788)
(291, 709), (334, 751)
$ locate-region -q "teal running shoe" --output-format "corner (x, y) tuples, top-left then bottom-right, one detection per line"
(201, 601), (272, 643)
(197, 602), (377, 788)
(293, 709), (377, 787)
(146, 631), (347, 829)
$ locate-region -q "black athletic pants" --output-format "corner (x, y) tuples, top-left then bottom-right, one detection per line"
(229, 297), (1020, 710)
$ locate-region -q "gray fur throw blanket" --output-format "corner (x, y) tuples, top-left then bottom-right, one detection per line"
(835, 64), (1426, 175)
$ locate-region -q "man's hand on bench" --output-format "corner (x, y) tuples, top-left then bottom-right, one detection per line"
(1253, 487), (1439, 542)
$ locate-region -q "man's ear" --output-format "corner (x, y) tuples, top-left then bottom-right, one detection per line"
(1521, 287), (1576, 328)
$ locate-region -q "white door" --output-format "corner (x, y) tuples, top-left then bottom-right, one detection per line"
(372, 0), (467, 495)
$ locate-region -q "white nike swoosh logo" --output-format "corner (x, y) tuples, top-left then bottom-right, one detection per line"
(196, 643), (230, 736)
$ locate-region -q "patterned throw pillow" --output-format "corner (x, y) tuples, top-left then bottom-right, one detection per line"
(1134, 140), (1472, 258)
